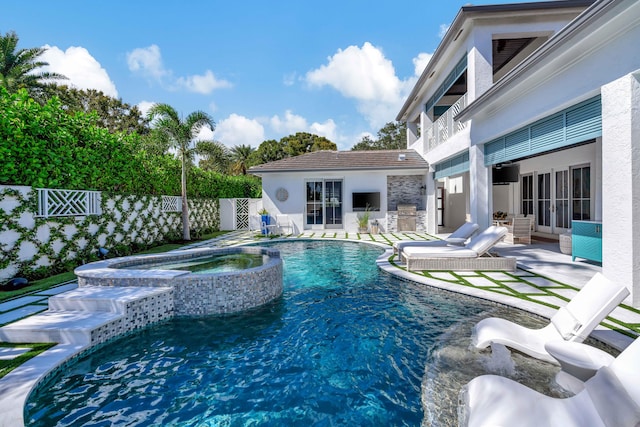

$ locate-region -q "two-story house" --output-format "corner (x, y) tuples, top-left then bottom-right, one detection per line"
(398, 0), (640, 306)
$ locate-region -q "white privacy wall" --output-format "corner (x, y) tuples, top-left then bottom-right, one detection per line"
(0, 185), (218, 281)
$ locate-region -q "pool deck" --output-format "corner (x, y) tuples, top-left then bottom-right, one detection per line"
(0, 230), (639, 426)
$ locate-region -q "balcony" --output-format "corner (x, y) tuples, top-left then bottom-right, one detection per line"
(426, 94), (468, 152)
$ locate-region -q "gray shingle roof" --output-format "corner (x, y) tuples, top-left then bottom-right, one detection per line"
(248, 150), (428, 174)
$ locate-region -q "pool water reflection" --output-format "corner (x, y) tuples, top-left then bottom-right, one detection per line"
(27, 240), (559, 426)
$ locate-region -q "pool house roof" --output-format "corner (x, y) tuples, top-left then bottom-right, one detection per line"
(248, 149), (428, 175)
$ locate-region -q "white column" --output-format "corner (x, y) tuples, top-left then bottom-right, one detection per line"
(601, 71), (640, 308)
(467, 30), (493, 101)
(469, 145), (491, 229)
(425, 168), (438, 235)
(406, 121), (418, 147)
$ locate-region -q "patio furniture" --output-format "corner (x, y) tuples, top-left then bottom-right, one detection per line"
(560, 231), (572, 255)
(393, 222), (479, 255)
(400, 226), (514, 271)
(517, 213), (536, 231)
(545, 340), (615, 394)
(472, 272), (629, 363)
(504, 216), (532, 244)
(459, 337), (640, 427)
(263, 214), (293, 236)
(275, 214), (293, 235)
(572, 220), (603, 263)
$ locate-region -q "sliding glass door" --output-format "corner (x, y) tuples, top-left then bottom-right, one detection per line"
(305, 179), (343, 229)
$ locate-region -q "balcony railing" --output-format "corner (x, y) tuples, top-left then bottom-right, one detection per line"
(426, 93), (468, 152)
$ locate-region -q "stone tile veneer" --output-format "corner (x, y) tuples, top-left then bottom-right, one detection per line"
(386, 175), (424, 211)
(75, 246), (283, 316)
(88, 289), (175, 346)
(386, 210), (427, 233)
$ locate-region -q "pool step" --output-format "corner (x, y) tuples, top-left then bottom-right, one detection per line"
(48, 286), (173, 313)
(0, 286), (174, 346)
(0, 311), (121, 345)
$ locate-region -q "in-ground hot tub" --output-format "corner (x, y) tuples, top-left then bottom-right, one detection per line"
(74, 246), (283, 316)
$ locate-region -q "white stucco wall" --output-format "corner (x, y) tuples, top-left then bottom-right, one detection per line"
(601, 71), (640, 307)
(260, 170), (426, 233)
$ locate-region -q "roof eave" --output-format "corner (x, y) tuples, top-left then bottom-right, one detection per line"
(456, 0), (609, 122)
(397, 0), (596, 122)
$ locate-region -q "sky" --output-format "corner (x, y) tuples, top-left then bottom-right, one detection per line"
(3, 1), (530, 151)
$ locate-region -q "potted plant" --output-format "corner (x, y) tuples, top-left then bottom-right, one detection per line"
(357, 208), (371, 233)
(258, 208), (270, 234)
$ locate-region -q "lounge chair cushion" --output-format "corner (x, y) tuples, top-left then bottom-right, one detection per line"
(585, 366), (640, 427)
(465, 226), (507, 256)
(448, 222), (479, 240)
(551, 307), (582, 339)
(402, 246), (479, 259)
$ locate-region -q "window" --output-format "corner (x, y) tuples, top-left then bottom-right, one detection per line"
(521, 174), (533, 215)
(572, 166), (591, 221)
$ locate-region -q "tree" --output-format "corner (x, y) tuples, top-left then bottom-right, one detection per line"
(42, 85), (149, 134)
(147, 104), (215, 240)
(230, 144), (255, 175)
(351, 121), (407, 150)
(280, 132), (337, 157)
(197, 140), (231, 173)
(249, 139), (286, 166)
(0, 30), (66, 98)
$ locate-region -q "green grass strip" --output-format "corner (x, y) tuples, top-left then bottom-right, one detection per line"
(0, 342), (57, 380)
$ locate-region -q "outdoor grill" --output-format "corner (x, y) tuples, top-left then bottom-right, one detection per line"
(397, 204), (417, 232)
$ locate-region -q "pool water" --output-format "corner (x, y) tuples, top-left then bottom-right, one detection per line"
(26, 241), (561, 426)
(122, 253), (266, 274)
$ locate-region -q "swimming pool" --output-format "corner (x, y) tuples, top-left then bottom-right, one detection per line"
(26, 240), (560, 426)
(121, 252), (267, 274)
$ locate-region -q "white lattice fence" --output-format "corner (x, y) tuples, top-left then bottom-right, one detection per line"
(162, 196), (182, 212)
(236, 198), (250, 230)
(36, 188), (102, 218)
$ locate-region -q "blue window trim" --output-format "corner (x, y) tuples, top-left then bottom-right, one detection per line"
(484, 96), (602, 166)
(434, 151), (470, 179)
(425, 56), (468, 114)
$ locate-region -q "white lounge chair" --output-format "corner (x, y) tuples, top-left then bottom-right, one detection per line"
(393, 222), (479, 255)
(459, 336), (640, 427)
(400, 226), (513, 271)
(473, 272), (629, 363)
(544, 340), (616, 394)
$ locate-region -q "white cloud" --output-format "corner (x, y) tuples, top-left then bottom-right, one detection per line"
(309, 119), (337, 142)
(175, 70), (232, 94)
(127, 45), (231, 95)
(270, 110), (308, 134)
(439, 23), (451, 39)
(413, 52), (433, 77)
(215, 114), (265, 148)
(283, 72), (297, 86)
(126, 45), (167, 82)
(305, 42), (426, 129)
(136, 101), (155, 117)
(306, 42), (401, 104)
(40, 45), (118, 97)
(196, 124), (215, 141)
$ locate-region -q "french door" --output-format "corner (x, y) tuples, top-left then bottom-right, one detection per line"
(305, 179), (343, 229)
(534, 166), (589, 234)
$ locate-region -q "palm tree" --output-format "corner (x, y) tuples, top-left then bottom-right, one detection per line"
(0, 30), (66, 97)
(196, 140), (231, 173)
(147, 103), (215, 241)
(230, 144), (255, 175)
